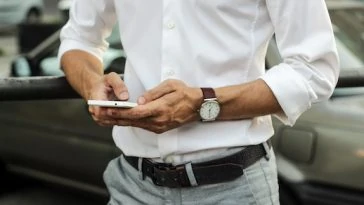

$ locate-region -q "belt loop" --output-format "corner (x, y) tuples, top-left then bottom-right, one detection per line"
(185, 162), (198, 187)
(262, 141), (271, 160)
(138, 158), (145, 180)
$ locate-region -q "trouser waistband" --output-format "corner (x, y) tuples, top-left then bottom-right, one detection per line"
(123, 141), (271, 188)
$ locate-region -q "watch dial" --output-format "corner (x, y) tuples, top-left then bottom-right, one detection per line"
(200, 101), (220, 121)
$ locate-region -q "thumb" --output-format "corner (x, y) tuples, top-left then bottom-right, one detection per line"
(105, 72), (129, 100)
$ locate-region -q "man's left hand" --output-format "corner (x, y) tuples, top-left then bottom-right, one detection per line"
(106, 79), (202, 133)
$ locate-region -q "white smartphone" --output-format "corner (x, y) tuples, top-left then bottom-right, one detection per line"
(87, 100), (138, 108)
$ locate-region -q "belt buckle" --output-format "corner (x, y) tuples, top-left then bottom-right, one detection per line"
(152, 164), (186, 188)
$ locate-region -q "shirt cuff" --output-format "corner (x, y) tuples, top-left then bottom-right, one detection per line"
(58, 38), (106, 66)
(260, 63), (313, 126)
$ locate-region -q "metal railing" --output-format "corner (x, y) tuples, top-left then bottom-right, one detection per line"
(0, 76), (79, 101)
(0, 75), (362, 101)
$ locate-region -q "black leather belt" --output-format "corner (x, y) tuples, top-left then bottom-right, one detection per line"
(123, 141), (271, 188)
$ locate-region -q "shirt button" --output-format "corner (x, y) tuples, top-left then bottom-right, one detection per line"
(166, 21), (176, 29)
(165, 70), (175, 77)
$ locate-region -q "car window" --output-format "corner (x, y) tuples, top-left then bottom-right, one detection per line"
(267, 6), (364, 80)
(329, 7), (364, 76)
(334, 28), (364, 75)
(106, 25), (122, 48)
(39, 25), (124, 76)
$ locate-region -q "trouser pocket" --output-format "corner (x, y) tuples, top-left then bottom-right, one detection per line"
(244, 149), (280, 205)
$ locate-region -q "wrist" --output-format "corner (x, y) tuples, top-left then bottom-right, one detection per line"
(81, 72), (104, 100)
(193, 87), (204, 110)
(188, 87), (204, 121)
(61, 50), (104, 100)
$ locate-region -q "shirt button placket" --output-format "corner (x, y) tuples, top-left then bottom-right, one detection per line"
(163, 69), (175, 79)
(159, 1), (179, 160)
(162, 17), (177, 80)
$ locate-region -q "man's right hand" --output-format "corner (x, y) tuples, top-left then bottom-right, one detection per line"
(61, 50), (129, 127)
(87, 72), (129, 127)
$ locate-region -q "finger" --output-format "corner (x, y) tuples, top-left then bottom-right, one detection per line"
(138, 79), (181, 105)
(89, 108), (118, 126)
(89, 106), (121, 126)
(116, 118), (173, 134)
(98, 119), (118, 127)
(115, 119), (161, 132)
(89, 106), (108, 118)
(91, 114), (116, 126)
(105, 72), (129, 100)
(107, 106), (154, 120)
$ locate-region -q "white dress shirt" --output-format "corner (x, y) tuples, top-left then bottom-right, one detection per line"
(59, 0), (339, 163)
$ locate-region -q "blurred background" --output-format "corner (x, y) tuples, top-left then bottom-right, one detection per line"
(0, 1), (111, 204)
(0, 0), (59, 76)
(0, 0), (363, 205)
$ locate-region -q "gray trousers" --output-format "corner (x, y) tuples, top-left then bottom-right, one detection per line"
(103, 149), (280, 205)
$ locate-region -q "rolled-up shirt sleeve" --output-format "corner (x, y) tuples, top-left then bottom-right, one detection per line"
(261, 0), (340, 126)
(58, 0), (117, 63)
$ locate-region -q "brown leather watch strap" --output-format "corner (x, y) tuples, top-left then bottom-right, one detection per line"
(201, 87), (216, 100)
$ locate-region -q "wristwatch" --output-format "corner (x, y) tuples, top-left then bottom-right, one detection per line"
(199, 87), (221, 122)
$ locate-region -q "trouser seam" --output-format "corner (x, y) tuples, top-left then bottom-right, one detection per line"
(260, 156), (275, 205)
(244, 168), (260, 205)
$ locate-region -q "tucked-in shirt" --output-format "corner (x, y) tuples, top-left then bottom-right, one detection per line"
(59, 0), (339, 163)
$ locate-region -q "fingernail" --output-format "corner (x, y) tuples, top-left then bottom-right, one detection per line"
(138, 96), (146, 105)
(120, 91), (129, 100)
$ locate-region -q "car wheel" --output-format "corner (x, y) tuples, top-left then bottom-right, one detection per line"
(25, 9), (42, 24)
(11, 57), (32, 77)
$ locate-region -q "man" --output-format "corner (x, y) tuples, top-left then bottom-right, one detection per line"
(59, 0), (339, 204)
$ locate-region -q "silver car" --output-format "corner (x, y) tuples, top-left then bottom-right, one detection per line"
(267, 1), (364, 204)
(0, 0), (44, 29)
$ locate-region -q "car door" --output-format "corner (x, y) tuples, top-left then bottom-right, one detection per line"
(0, 26), (125, 193)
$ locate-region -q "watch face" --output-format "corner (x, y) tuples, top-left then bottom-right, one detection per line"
(199, 100), (220, 121)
